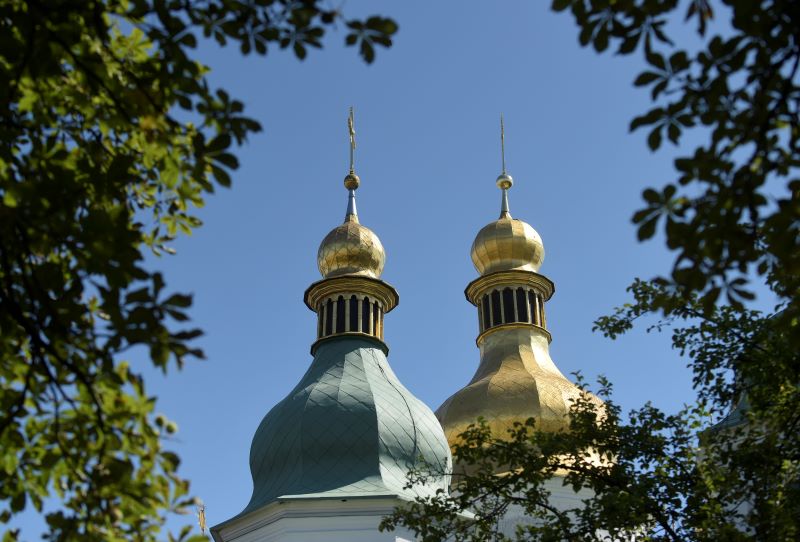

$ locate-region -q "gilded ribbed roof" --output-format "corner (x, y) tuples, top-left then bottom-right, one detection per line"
(436, 328), (586, 441)
(471, 216), (544, 275)
(317, 216), (385, 279)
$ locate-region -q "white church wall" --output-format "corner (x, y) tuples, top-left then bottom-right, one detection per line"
(497, 476), (598, 537)
(212, 497), (415, 542)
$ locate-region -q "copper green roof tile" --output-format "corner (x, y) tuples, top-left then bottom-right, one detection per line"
(241, 335), (451, 516)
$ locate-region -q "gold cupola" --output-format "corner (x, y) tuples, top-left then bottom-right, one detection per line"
(436, 117), (588, 445)
(317, 174), (386, 279)
(304, 108), (398, 354)
(470, 171), (545, 275)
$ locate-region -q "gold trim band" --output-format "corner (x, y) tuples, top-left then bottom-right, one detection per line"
(305, 275), (399, 312)
(465, 270), (554, 306)
(476, 322), (552, 346)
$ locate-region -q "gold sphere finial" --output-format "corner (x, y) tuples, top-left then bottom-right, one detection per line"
(496, 173), (513, 190)
(344, 172), (360, 190)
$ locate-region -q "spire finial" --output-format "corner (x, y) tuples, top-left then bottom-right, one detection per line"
(344, 107), (361, 223)
(500, 113), (506, 175)
(496, 114), (513, 219)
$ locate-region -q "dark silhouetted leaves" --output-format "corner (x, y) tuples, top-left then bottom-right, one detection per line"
(391, 1), (800, 540)
(0, 1), (397, 540)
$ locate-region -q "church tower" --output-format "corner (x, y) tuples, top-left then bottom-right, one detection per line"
(436, 117), (587, 447)
(211, 110), (452, 542)
(435, 119), (596, 529)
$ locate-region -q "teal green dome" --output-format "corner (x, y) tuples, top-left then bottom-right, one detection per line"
(243, 336), (451, 515)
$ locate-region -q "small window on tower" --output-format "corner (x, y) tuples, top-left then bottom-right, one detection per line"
(349, 295), (358, 332)
(362, 297), (371, 334)
(503, 288), (515, 323)
(482, 295), (491, 330)
(516, 287), (528, 322)
(373, 301), (379, 337)
(491, 290), (501, 327)
(336, 296), (345, 334)
(325, 298), (333, 335)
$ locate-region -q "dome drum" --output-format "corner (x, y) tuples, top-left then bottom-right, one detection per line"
(313, 293), (386, 347)
(475, 288), (552, 345)
(466, 264), (555, 346)
(305, 275), (399, 353)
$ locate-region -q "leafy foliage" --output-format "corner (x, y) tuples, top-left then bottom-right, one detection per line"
(383, 287), (799, 540)
(0, 1), (396, 540)
(385, 1), (799, 540)
(553, 0), (800, 327)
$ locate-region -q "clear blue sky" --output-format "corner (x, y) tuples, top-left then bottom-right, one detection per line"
(17, 1), (739, 538)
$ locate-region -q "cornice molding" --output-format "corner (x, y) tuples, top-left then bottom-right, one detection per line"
(304, 275), (399, 312)
(476, 322), (552, 346)
(309, 333), (390, 356)
(465, 269), (555, 305)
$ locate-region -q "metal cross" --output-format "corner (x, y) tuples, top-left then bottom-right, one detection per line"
(348, 106), (356, 173)
(500, 113), (507, 175)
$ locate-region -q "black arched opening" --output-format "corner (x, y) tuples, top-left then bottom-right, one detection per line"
(362, 297), (371, 334)
(481, 295), (491, 330)
(335, 295), (345, 333)
(325, 298), (333, 335)
(349, 295), (359, 331)
(502, 288), (515, 323)
(516, 287), (529, 323)
(491, 290), (502, 326)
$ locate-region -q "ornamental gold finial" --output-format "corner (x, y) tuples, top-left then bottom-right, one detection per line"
(344, 107), (360, 222)
(496, 114), (513, 218)
(197, 503), (206, 534)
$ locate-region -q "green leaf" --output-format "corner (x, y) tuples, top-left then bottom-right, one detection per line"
(10, 492), (25, 513)
(164, 293), (193, 308)
(213, 152), (239, 169)
(630, 108), (664, 131)
(647, 127), (663, 150)
(206, 133), (231, 153)
(594, 30), (609, 52)
(637, 217), (658, 240)
(667, 122), (681, 144)
(551, 0), (571, 11)
(645, 49), (666, 70)
(211, 164), (232, 187)
(360, 41), (375, 64)
(642, 189), (660, 204)
(3, 189), (19, 208)
(634, 72), (661, 86)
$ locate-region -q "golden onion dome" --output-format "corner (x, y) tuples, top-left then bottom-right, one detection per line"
(316, 173), (385, 279)
(470, 175), (545, 275)
(317, 217), (385, 279)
